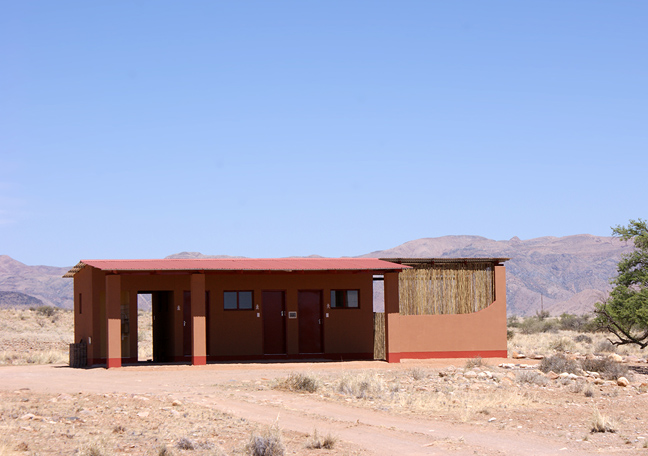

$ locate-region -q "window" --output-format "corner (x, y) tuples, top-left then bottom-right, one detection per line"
(224, 291), (253, 310)
(78, 293), (82, 314)
(330, 290), (359, 308)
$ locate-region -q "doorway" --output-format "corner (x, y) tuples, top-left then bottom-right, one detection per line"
(263, 291), (286, 355)
(151, 291), (174, 363)
(298, 290), (323, 354)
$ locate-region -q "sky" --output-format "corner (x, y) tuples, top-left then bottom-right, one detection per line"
(1, 1), (647, 267)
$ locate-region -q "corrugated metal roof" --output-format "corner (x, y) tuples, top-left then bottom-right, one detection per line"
(380, 257), (510, 265)
(63, 258), (409, 277)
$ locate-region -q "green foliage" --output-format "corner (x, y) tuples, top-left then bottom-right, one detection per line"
(595, 219), (648, 349)
(519, 316), (558, 334)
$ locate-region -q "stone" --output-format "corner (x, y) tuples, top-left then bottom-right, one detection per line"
(512, 352), (526, 359)
(464, 371), (478, 379)
(608, 353), (623, 363)
(547, 371), (559, 380)
(617, 377), (629, 387)
(172, 399), (182, 406)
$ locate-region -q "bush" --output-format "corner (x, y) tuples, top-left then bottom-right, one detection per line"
(33, 305), (58, 317)
(277, 373), (320, 393)
(519, 317), (558, 335)
(574, 334), (593, 344)
(549, 336), (575, 352)
(305, 429), (337, 450)
(246, 425), (285, 456)
(580, 358), (629, 380)
(539, 354), (580, 374)
(175, 438), (195, 450)
(595, 339), (617, 353)
(590, 409), (616, 433)
(338, 371), (383, 399)
(516, 370), (549, 386)
(465, 356), (484, 369)
(507, 315), (521, 328)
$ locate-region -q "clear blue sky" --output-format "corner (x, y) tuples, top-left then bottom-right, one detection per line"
(1, 1), (646, 266)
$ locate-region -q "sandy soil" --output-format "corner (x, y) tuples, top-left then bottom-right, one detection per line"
(1, 359), (647, 455)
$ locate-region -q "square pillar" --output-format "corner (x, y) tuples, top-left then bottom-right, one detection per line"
(191, 274), (207, 365)
(105, 275), (122, 368)
(383, 272), (400, 363)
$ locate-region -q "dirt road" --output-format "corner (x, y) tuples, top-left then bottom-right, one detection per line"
(0, 360), (643, 455)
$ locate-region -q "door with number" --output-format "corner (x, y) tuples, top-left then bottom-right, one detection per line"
(263, 291), (286, 355)
(298, 290), (323, 354)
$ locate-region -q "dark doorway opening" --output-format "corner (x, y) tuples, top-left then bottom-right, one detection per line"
(137, 293), (152, 362)
(263, 291), (286, 355)
(151, 291), (174, 363)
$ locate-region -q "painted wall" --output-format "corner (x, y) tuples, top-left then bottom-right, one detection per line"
(385, 265), (508, 362)
(74, 268), (375, 366)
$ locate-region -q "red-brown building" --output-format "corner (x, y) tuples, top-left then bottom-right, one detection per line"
(64, 257), (508, 368)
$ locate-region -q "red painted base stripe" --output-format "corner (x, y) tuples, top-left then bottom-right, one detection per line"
(106, 358), (122, 369)
(387, 350), (507, 363)
(192, 355), (207, 366)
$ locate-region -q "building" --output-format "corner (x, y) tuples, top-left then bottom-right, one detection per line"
(64, 257), (508, 368)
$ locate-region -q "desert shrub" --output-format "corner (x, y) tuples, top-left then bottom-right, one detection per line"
(539, 354), (580, 374)
(305, 429), (337, 450)
(175, 438), (195, 450)
(277, 373), (320, 393)
(574, 334), (593, 344)
(559, 313), (596, 332)
(159, 447), (174, 456)
(549, 336), (575, 353)
(338, 371), (384, 399)
(595, 339), (617, 354)
(507, 315), (521, 328)
(33, 305), (58, 317)
(590, 409), (616, 433)
(506, 329), (515, 340)
(83, 444), (106, 456)
(408, 367), (426, 380)
(583, 384), (595, 397)
(516, 370), (549, 386)
(519, 317), (558, 335)
(465, 356), (484, 369)
(568, 381), (585, 393)
(580, 358), (629, 380)
(246, 425), (284, 456)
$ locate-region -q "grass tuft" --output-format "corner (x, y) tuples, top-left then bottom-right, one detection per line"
(277, 373), (320, 393)
(539, 354), (580, 374)
(464, 356), (485, 369)
(516, 370), (549, 386)
(305, 429), (337, 450)
(175, 438), (195, 450)
(580, 358), (629, 381)
(246, 424), (285, 456)
(590, 409), (616, 433)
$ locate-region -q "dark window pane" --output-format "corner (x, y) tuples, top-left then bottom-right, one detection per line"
(331, 290), (345, 308)
(239, 291), (253, 309)
(347, 290), (359, 308)
(224, 292), (237, 310)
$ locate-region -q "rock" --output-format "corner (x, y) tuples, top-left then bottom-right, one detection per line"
(594, 378), (605, 385)
(20, 414), (36, 420)
(608, 353), (623, 363)
(488, 417), (496, 422)
(137, 411), (149, 418)
(512, 352), (526, 359)
(617, 377), (629, 387)
(532, 355), (545, 360)
(172, 400), (182, 406)
(500, 377), (515, 386)
(547, 371), (559, 380)
(464, 371), (478, 379)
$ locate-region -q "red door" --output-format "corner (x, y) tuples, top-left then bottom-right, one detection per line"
(263, 291), (286, 354)
(298, 290), (323, 354)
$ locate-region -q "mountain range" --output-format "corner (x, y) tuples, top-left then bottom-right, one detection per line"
(0, 234), (633, 315)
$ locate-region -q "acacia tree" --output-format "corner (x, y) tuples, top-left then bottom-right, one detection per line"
(595, 219), (648, 348)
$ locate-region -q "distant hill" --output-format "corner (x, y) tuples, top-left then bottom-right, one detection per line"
(363, 234), (632, 316)
(0, 255), (73, 309)
(0, 234), (632, 315)
(0, 291), (44, 308)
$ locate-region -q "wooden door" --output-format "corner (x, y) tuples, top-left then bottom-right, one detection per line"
(262, 291), (286, 354)
(183, 291), (192, 357)
(298, 290), (323, 354)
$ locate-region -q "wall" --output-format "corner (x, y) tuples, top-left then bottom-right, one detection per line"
(77, 268), (376, 366)
(385, 265), (507, 362)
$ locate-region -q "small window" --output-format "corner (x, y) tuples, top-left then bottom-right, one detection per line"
(224, 291), (253, 310)
(78, 293), (82, 314)
(330, 290), (359, 308)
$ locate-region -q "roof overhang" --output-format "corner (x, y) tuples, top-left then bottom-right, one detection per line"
(63, 258), (410, 278)
(379, 257), (510, 267)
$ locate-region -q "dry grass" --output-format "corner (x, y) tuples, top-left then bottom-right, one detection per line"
(275, 372), (321, 393)
(0, 308), (73, 365)
(246, 423), (285, 456)
(590, 409), (616, 433)
(508, 329), (648, 360)
(305, 429), (337, 450)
